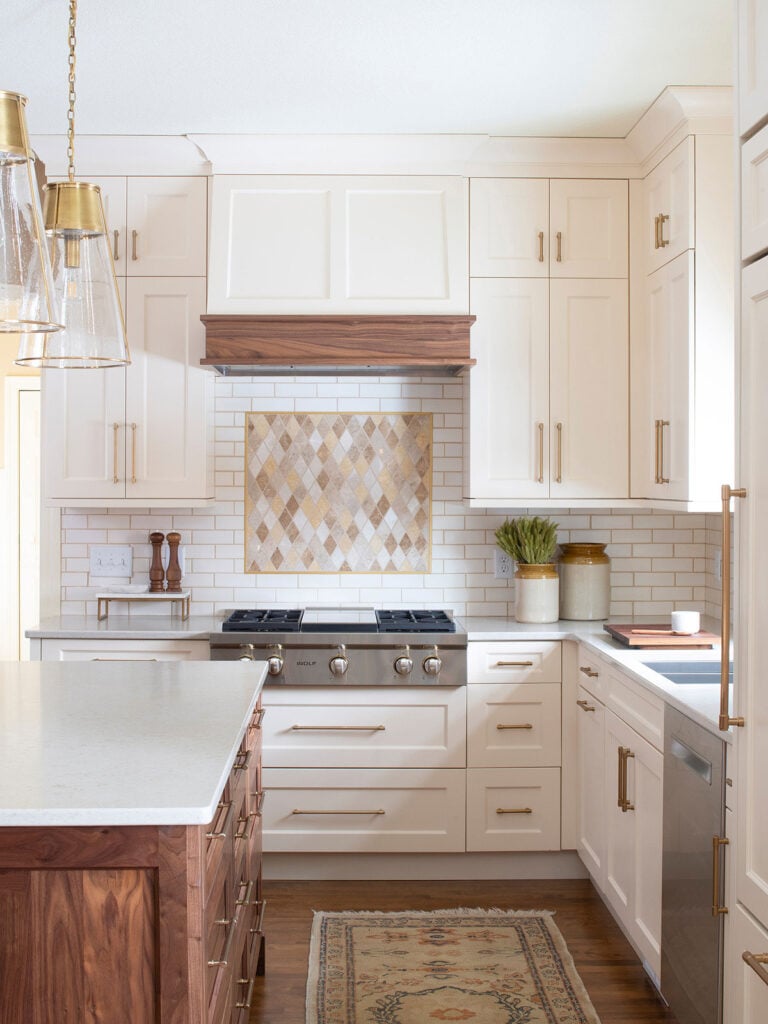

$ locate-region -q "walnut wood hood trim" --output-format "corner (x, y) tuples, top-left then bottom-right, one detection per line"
(200, 315), (476, 376)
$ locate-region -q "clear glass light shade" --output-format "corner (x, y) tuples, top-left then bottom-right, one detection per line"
(16, 181), (130, 368)
(0, 91), (62, 334)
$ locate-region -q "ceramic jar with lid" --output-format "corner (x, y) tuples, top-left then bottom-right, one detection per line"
(558, 543), (610, 620)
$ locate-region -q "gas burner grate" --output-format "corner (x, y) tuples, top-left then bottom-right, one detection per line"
(222, 609), (302, 632)
(376, 610), (456, 633)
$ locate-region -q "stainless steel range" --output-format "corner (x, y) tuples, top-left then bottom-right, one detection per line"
(209, 607), (467, 686)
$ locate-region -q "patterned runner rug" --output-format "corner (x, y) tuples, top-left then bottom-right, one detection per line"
(306, 908), (601, 1023)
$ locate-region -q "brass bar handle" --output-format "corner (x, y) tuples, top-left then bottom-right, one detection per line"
(720, 484), (747, 730)
(205, 800), (232, 839)
(112, 422), (119, 484)
(233, 748), (252, 771)
(576, 699), (596, 712)
(712, 835), (729, 916)
(496, 723), (533, 730)
(742, 951), (768, 987)
(208, 911), (239, 967)
(254, 790), (266, 815)
(130, 423), (137, 484)
(579, 666), (598, 678)
(555, 422), (563, 483)
(113, 229), (119, 262)
(654, 419), (661, 484)
(658, 213), (670, 248)
(236, 880), (256, 908)
(235, 975), (257, 1011)
(291, 808), (385, 815)
(291, 724), (385, 731)
(495, 660), (534, 667)
(537, 231), (544, 263)
(251, 898), (267, 935)
(92, 657), (158, 661)
(253, 706), (266, 728)
(658, 419), (670, 484)
(496, 807), (533, 814)
(537, 422), (544, 483)
(654, 214), (660, 250)
(556, 230), (562, 262)
(619, 747), (635, 812)
(617, 745), (624, 809)
(131, 229), (138, 261)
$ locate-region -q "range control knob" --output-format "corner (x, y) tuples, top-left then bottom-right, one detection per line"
(329, 644), (349, 677)
(394, 646), (413, 676)
(238, 643), (255, 663)
(423, 646), (442, 676)
(267, 644), (284, 676)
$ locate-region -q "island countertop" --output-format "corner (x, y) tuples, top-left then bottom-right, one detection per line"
(0, 660), (267, 827)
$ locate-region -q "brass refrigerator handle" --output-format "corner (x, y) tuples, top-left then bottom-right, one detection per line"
(711, 835), (729, 916)
(537, 422), (544, 483)
(555, 422), (563, 483)
(113, 228), (119, 261)
(556, 230), (562, 262)
(537, 231), (544, 262)
(742, 951), (768, 987)
(720, 484), (747, 730)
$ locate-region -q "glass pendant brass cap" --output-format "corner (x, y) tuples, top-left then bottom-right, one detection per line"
(0, 91), (29, 159)
(43, 180), (105, 234)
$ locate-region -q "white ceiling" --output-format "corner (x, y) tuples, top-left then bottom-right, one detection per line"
(7, 0), (732, 139)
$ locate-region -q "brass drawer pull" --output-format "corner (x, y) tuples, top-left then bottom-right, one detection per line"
(234, 814), (252, 842)
(206, 799), (232, 839)
(742, 951), (768, 987)
(254, 790), (266, 815)
(495, 660), (534, 668)
(291, 724), (385, 731)
(712, 835), (729, 916)
(579, 666), (598, 678)
(291, 808), (385, 815)
(236, 880), (255, 908)
(207, 912), (239, 967)
(496, 723), (533, 730)
(250, 898), (267, 936)
(576, 699), (596, 712)
(253, 706), (266, 728)
(233, 748), (252, 771)
(236, 975), (257, 1011)
(496, 807), (533, 814)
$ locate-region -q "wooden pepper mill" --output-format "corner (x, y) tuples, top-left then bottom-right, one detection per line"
(165, 532), (183, 593)
(149, 532), (165, 592)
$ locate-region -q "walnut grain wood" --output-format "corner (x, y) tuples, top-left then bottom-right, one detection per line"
(200, 315), (476, 373)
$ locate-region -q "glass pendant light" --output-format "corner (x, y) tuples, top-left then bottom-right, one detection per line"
(0, 91), (63, 334)
(16, 0), (129, 368)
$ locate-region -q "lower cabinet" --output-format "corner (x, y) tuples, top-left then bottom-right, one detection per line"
(466, 767), (561, 851)
(33, 637), (210, 661)
(726, 903), (768, 1023)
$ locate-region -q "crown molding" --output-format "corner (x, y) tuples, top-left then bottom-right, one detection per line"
(29, 135), (210, 177)
(624, 85), (734, 172)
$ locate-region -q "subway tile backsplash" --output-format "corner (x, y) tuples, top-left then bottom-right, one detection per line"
(58, 376), (723, 622)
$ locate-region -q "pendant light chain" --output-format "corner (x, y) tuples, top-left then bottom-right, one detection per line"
(67, 0), (77, 182)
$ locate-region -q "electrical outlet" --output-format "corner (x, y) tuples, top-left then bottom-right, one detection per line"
(90, 545), (133, 578)
(494, 549), (513, 579)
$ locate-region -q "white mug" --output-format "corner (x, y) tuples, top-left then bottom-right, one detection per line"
(671, 609), (701, 635)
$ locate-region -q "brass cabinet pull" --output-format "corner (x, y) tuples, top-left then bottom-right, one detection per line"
(235, 975), (257, 1011)
(291, 808), (385, 815)
(742, 951), (768, 987)
(576, 699), (596, 712)
(495, 660), (534, 667)
(291, 724), (385, 731)
(250, 898), (267, 936)
(496, 723), (533, 730)
(654, 419), (661, 483)
(254, 790), (266, 815)
(556, 230), (562, 262)
(720, 484), (748, 730)
(712, 835), (729, 916)
(657, 419), (670, 483)
(654, 214), (660, 250)
(537, 230), (544, 262)
(253, 706), (266, 728)
(233, 748), (252, 771)
(618, 746), (635, 812)
(206, 799), (232, 839)
(131, 229), (138, 261)
(537, 422), (544, 483)
(92, 657), (157, 661)
(130, 422), (137, 484)
(496, 807), (533, 814)
(555, 422), (563, 482)
(579, 666), (598, 678)
(112, 422), (119, 484)
(658, 213), (670, 248)
(236, 880), (256, 908)
(113, 229), (120, 261)
(208, 912), (239, 967)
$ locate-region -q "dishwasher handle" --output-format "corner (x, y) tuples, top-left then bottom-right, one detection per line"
(670, 735), (713, 784)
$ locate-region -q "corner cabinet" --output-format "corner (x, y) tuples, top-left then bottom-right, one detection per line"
(41, 176), (213, 508)
(207, 175), (468, 314)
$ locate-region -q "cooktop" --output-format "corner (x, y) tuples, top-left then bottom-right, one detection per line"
(221, 608), (457, 633)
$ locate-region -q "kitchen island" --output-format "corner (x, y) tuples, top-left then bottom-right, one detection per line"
(0, 660), (267, 1024)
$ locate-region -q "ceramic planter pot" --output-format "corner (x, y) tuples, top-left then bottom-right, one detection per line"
(514, 563), (559, 623)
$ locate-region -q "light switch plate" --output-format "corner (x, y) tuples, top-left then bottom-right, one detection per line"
(90, 545), (133, 578)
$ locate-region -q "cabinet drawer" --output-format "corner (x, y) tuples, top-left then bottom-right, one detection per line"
(466, 767), (561, 851)
(262, 767), (465, 852)
(605, 667), (664, 751)
(576, 645), (607, 701)
(469, 642), (561, 684)
(262, 687), (466, 768)
(39, 638), (210, 661)
(467, 683), (561, 767)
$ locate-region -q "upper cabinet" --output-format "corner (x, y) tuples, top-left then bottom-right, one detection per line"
(641, 138), (695, 275)
(207, 175), (468, 314)
(470, 178), (627, 278)
(738, 0), (768, 137)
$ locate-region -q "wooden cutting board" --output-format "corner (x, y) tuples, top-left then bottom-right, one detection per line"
(603, 623), (720, 648)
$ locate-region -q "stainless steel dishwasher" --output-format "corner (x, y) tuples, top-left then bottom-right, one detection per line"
(661, 705), (727, 1024)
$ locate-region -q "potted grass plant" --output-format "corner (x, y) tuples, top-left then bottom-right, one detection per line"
(495, 515), (560, 623)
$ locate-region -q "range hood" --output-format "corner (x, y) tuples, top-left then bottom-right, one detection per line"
(200, 315), (476, 376)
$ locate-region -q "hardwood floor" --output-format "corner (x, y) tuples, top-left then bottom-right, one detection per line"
(249, 878), (678, 1023)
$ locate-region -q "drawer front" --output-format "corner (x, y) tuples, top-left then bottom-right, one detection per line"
(466, 767), (561, 851)
(262, 687), (466, 768)
(467, 683), (561, 768)
(262, 767), (466, 852)
(576, 645), (607, 701)
(605, 667), (664, 751)
(728, 903), (768, 1024)
(39, 638), (209, 661)
(469, 641), (561, 684)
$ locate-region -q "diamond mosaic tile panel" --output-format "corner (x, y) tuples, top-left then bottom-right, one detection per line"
(245, 412), (432, 573)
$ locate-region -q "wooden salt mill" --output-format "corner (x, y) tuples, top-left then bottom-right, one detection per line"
(149, 532), (165, 592)
(165, 532), (183, 592)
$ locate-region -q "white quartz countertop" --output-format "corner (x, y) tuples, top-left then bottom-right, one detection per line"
(26, 614), (223, 639)
(0, 660), (267, 827)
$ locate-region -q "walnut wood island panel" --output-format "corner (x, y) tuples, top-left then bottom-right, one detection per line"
(0, 661), (267, 1024)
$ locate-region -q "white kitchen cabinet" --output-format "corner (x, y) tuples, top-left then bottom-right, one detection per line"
(741, 124), (768, 260)
(642, 138), (694, 275)
(467, 683), (561, 768)
(727, 904), (768, 1023)
(470, 178), (627, 278)
(630, 134), (734, 509)
(466, 767), (561, 852)
(466, 276), (628, 504)
(42, 276), (213, 506)
(468, 639), (562, 684)
(575, 682), (606, 885)
(32, 638), (209, 661)
(207, 174), (468, 314)
(738, 0), (768, 137)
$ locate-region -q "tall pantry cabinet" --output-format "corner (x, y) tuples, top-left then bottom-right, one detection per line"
(725, 2), (768, 1020)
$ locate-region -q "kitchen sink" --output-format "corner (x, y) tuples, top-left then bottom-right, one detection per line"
(640, 659), (732, 685)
